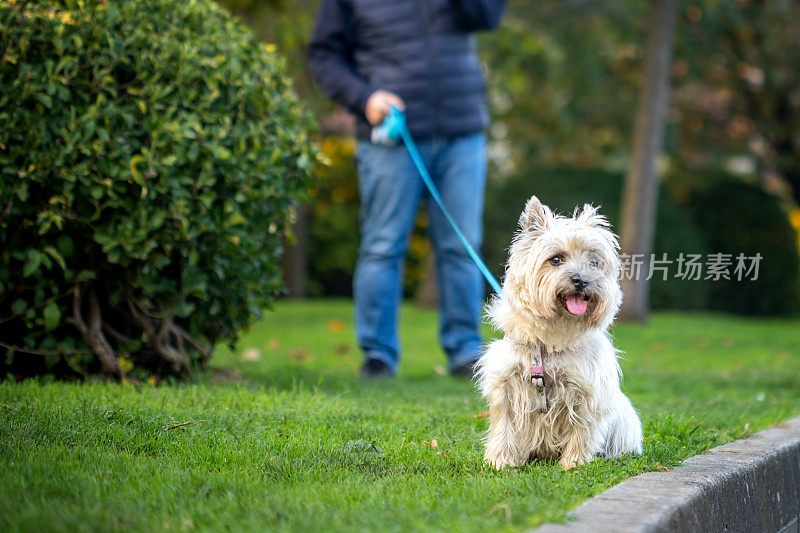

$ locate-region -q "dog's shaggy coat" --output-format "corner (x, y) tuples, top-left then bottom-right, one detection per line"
(476, 196), (642, 470)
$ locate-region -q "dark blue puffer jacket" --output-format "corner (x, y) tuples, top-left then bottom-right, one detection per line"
(308, 0), (504, 140)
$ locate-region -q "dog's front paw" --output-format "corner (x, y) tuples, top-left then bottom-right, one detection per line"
(486, 457), (514, 470)
(558, 457), (578, 470)
(484, 449), (521, 470)
(559, 452), (592, 471)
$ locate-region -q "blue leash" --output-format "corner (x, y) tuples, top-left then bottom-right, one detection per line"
(376, 107), (502, 295)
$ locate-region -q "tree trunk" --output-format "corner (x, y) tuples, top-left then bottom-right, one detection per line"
(282, 203), (310, 298)
(415, 251), (439, 308)
(618, 0), (677, 321)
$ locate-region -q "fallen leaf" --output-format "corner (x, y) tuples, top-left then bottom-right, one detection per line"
(241, 347), (261, 361)
(211, 368), (243, 383)
(474, 411), (490, 418)
(485, 502), (512, 524)
(431, 438), (438, 448)
(288, 348), (309, 361)
(327, 319), (346, 332)
(165, 419), (204, 431)
(693, 336), (707, 346)
(433, 365), (446, 376)
(267, 338), (280, 350)
(334, 344), (350, 354)
(722, 337), (735, 348)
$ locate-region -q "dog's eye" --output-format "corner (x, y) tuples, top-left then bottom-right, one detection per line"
(589, 258), (599, 268)
(549, 254), (564, 266)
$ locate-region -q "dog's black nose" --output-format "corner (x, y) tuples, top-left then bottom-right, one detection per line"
(571, 274), (589, 291)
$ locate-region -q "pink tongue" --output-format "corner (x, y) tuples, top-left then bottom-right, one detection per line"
(566, 295), (588, 315)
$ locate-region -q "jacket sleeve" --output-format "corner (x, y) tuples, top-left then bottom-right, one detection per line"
(307, 0), (373, 116)
(449, 0), (506, 31)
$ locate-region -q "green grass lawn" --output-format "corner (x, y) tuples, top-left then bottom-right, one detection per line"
(2, 300), (800, 532)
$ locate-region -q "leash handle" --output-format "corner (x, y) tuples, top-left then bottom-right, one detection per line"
(380, 107), (502, 295)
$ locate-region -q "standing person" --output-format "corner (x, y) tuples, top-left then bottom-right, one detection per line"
(308, 0), (504, 378)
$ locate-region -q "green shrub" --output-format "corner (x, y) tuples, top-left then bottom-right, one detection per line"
(0, 0), (314, 378)
(483, 168), (710, 310)
(667, 172), (800, 315)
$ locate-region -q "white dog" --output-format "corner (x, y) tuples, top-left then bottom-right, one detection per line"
(476, 196), (642, 470)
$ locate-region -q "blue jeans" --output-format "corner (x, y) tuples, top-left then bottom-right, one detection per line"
(354, 132), (487, 374)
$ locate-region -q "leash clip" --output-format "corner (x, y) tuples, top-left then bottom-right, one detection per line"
(530, 364), (545, 388)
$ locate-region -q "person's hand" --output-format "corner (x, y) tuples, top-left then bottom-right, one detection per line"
(365, 90), (404, 126)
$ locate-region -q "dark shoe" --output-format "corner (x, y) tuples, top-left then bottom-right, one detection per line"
(452, 359), (480, 379)
(360, 358), (393, 379)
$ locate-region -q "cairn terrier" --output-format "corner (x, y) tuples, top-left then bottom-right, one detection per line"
(476, 196), (642, 470)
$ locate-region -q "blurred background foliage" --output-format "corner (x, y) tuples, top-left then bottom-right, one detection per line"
(219, 0), (800, 314)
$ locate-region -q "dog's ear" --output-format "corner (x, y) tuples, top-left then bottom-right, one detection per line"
(519, 195), (553, 233)
(574, 203), (610, 228)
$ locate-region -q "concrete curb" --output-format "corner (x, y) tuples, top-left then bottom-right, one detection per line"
(536, 416), (800, 533)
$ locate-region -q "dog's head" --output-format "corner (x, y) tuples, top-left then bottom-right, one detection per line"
(503, 195), (622, 332)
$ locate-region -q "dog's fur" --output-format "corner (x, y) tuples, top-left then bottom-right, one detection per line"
(476, 196), (642, 470)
